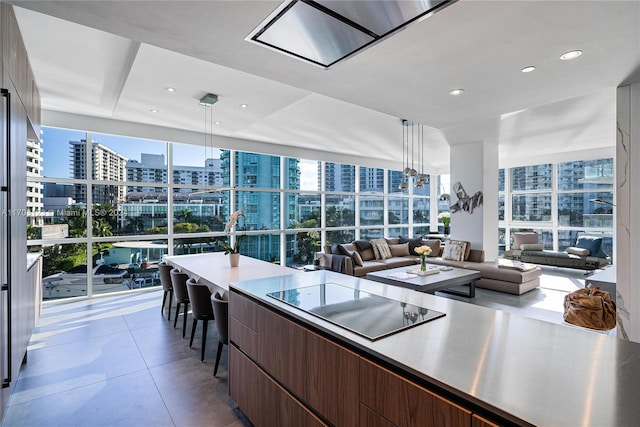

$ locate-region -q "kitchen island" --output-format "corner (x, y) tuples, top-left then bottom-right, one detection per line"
(229, 270), (640, 427)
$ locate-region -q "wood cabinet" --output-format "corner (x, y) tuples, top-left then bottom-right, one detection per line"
(472, 414), (501, 427)
(360, 403), (396, 427)
(360, 358), (471, 427)
(228, 291), (259, 359)
(230, 345), (326, 427)
(230, 290), (359, 427)
(229, 289), (504, 427)
(0, 5), (41, 421)
(1, 3), (40, 136)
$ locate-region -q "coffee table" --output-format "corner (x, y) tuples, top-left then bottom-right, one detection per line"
(366, 265), (480, 297)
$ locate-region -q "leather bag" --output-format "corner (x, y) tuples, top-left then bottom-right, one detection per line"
(563, 287), (616, 331)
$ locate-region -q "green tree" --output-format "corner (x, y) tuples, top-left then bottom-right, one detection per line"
(66, 206), (87, 237)
(27, 225), (40, 240)
(176, 209), (193, 223)
(92, 218), (113, 237)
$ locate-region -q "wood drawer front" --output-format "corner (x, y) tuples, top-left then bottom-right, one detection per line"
(229, 345), (260, 422)
(258, 305), (307, 398)
(229, 290), (259, 331)
(306, 328), (360, 427)
(472, 414), (501, 427)
(360, 403), (396, 427)
(229, 316), (258, 359)
(230, 346), (327, 427)
(360, 358), (471, 427)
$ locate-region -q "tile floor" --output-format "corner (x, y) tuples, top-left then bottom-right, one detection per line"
(2, 290), (249, 427)
(1, 266), (612, 427)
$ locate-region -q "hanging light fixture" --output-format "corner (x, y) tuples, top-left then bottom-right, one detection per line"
(399, 119), (425, 191)
(190, 93), (233, 196)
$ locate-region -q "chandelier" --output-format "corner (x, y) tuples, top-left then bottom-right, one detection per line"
(399, 119), (427, 190)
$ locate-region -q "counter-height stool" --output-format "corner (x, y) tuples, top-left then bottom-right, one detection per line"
(186, 279), (214, 362)
(211, 291), (229, 377)
(158, 262), (174, 320)
(170, 269), (190, 338)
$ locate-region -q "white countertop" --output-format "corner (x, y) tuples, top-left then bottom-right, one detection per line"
(231, 270), (640, 427)
(163, 252), (294, 293)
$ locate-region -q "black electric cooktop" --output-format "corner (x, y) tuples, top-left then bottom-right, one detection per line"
(266, 282), (445, 341)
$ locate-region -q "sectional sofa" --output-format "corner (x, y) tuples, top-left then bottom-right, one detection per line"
(503, 232), (610, 271)
(317, 237), (542, 295)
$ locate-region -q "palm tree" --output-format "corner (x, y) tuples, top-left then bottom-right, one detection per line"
(177, 209), (193, 224)
(92, 218), (113, 237)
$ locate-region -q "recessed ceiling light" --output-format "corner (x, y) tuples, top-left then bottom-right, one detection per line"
(449, 89), (464, 96)
(521, 66), (536, 73)
(560, 50), (582, 60)
(215, 121), (222, 125)
(165, 87), (176, 92)
(149, 109), (159, 113)
(240, 104), (248, 108)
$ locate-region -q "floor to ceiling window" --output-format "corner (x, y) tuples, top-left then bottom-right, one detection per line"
(27, 127), (614, 301)
(27, 127), (436, 300)
(499, 158), (614, 257)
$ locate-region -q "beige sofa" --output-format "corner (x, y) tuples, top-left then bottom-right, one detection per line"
(317, 237), (542, 295)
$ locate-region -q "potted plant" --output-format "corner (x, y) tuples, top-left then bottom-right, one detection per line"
(438, 211), (451, 235)
(219, 210), (245, 267)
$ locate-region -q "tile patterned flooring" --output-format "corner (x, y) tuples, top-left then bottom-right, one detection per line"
(1, 266), (612, 426)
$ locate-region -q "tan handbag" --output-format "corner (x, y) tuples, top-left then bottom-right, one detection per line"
(563, 287), (616, 331)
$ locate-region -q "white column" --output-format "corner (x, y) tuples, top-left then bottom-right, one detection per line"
(450, 141), (499, 260)
(616, 83), (640, 342)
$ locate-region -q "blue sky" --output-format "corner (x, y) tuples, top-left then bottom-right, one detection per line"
(41, 127), (215, 178)
(40, 127), (319, 190)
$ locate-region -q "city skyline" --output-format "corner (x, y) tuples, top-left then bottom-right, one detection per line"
(41, 127), (319, 190)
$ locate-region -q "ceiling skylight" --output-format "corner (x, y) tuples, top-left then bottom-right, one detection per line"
(247, 0), (456, 68)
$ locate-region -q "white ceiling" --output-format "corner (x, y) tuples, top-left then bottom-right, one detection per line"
(10, 0), (639, 172)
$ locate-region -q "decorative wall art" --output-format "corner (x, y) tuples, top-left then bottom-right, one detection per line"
(450, 181), (483, 214)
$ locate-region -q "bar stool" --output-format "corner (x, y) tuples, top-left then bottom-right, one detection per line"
(158, 262), (173, 320)
(211, 291), (228, 377)
(186, 279), (214, 362)
(170, 269), (190, 338)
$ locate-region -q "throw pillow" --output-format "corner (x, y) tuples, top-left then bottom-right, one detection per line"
(575, 236), (608, 258)
(423, 239), (441, 257)
(337, 244), (354, 256)
(520, 243), (544, 251)
(353, 240), (375, 261)
(513, 232), (539, 249)
(389, 243), (410, 257)
(370, 238), (392, 260)
(566, 247), (590, 257)
(398, 236), (423, 256)
(449, 240), (470, 260)
(442, 241), (466, 261)
(351, 251), (363, 266)
(353, 240), (372, 251)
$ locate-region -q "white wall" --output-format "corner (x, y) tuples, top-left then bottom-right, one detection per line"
(616, 83), (640, 342)
(450, 141), (499, 260)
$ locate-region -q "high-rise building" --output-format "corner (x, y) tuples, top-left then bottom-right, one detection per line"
(321, 162), (356, 192)
(359, 167), (384, 192)
(70, 140), (128, 205)
(126, 153), (167, 193)
(126, 153), (223, 195)
(221, 150), (300, 261)
(26, 139), (44, 225)
(172, 157), (222, 192)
